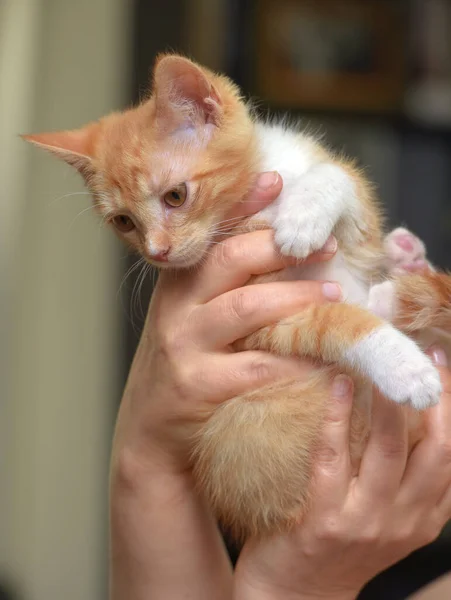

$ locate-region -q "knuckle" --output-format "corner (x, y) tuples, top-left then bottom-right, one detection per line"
(216, 237), (242, 268)
(324, 409), (347, 427)
(248, 358), (273, 383)
(157, 328), (199, 394)
(227, 289), (259, 323)
(317, 445), (341, 469)
(378, 438), (406, 461)
(159, 327), (185, 357)
(315, 514), (343, 542)
(172, 361), (198, 396)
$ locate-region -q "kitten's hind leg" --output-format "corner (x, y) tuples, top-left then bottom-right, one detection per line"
(368, 269), (451, 334)
(384, 227), (432, 274)
(369, 226), (434, 320)
(393, 271), (451, 333)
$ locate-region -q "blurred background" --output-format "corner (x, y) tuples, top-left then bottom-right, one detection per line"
(1, 1), (450, 599)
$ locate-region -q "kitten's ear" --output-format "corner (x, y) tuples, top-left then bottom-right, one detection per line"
(21, 124), (98, 178)
(153, 55), (222, 130)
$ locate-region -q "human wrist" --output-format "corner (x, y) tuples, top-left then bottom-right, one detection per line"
(110, 440), (195, 499)
(110, 438), (233, 600)
(111, 384), (194, 482)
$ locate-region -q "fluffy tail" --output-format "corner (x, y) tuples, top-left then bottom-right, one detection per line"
(193, 373), (331, 540)
(193, 371), (371, 540)
(238, 302), (441, 410)
(393, 271), (451, 333)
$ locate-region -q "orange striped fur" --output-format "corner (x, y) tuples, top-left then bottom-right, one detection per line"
(394, 271), (451, 333)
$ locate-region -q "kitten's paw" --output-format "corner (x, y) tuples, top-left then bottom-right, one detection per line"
(347, 325), (442, 410)
(384, 356), (441, 410)
(384, 227), (431, 274)
(273, 212), (331, 259)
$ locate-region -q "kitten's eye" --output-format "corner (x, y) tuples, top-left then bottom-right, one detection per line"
(112, 214), (135, 232)
(163, 183), (187, 208)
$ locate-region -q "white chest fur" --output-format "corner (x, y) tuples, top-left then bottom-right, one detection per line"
(252, 123), (370, 307)
(282, 251), (370, 307)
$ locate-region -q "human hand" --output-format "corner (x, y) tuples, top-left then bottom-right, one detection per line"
(109, 172), (340, 599)
(235, 350), (451, 600)
(112, 171), (340, 478)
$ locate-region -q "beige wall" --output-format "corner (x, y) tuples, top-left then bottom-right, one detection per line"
(1, 1), (130, 598)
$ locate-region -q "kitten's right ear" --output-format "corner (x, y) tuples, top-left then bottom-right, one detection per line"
(21, 124), (98, 179)
(153, 54), (223, 132)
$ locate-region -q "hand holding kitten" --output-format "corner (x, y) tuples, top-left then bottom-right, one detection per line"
(25, 54), (450, 538)
(236, 351), (451, 600)
(109, 173), (340, 599)
(111, 172), (340, 477)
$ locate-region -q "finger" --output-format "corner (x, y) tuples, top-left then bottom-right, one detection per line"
(311, 375), (354, 511)
(187, 230), (337, 303)
(193, 279), (342, 348)
(357, 388), (408, 501)
(198, 351), (318, 404)
(225, 171), (283, 220)
(401, 349), (451, 506)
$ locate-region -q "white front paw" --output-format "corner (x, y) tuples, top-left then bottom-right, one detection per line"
(347, 325), (441, 410)
(273, 211), (332, 259)
(381, 353), (441, 410)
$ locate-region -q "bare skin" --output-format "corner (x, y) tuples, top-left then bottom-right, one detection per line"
(109, 172), (451, 600)
(110, 172), (340, 600)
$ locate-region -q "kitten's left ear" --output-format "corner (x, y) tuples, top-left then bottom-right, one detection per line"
(21, 124), (98, 179)
(153, 55), (222, 130)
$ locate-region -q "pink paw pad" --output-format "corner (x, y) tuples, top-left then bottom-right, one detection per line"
(395, 234), (415, 252)
(384, 227), (431, 274)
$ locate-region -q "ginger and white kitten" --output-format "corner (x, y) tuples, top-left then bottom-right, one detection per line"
(23, 55), (451, 539)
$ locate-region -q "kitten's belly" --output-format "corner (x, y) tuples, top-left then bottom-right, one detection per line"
(281, 251), (370, 307)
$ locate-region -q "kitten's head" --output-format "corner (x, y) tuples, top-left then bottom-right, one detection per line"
(23, 55), (257, 268)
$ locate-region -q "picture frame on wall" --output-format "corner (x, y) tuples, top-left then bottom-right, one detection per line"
(254, 0), (406, 113)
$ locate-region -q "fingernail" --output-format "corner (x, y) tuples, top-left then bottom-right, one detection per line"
(332, 375), (353, 399)
(256, 171), (279, 190)
(431, 346), (447, 367)
(322, 282), (342, 301)
(322, 236), (337, 254)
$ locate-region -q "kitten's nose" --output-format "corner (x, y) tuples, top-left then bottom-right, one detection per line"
(149, 246), (171, 262)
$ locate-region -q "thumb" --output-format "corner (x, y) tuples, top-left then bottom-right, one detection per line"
(227, 171), (282, 220)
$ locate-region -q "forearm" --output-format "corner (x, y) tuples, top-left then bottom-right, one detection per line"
(110, 447), (233, 600)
